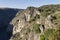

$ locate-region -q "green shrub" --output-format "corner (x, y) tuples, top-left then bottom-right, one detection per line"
(55, 13), (60, 19)
(33, 23), (41, 33)
(40, 35), (45, 40)
(55, 30), (60, 40)
(44, 29), (55, 39)
(41, 12), (49, 17)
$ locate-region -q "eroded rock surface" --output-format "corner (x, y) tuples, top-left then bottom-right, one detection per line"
(6, 5), (60, 40)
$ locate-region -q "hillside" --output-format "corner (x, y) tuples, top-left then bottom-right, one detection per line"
(7, 5), (60, 40)
(0, 4), (60, 40)
(5, 5), (59, 40)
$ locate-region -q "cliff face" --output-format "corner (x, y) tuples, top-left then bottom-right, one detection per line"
(7, 5), (60, 40)
(7, 7), (41, 40)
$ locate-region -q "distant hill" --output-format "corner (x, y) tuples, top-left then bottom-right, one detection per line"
(0, 8), (23, 40)
(0, 8), (22, 28)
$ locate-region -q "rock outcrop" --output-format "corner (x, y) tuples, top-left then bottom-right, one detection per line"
(6, 5), (60, 40)
(7, 7), (41, 40)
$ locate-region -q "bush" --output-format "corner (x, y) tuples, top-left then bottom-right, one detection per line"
(40, 35), (45, 40)
(55, 30), (60, 40)
(44, 29), (55, 40)
(55, 13), (60, 19)
(33, 23), (41, 33)
(41, 12), (50, 17)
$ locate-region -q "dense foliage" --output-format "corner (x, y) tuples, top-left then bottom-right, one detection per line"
(33, 23), (41, 33)
(39, 4), (60, 40)
(39, 4), (60, 17)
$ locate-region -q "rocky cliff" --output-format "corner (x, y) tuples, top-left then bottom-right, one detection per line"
(2, 5), (60, 40)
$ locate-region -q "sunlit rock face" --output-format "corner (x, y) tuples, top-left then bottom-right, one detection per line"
(13, 19), (26, 35)
(45, 15), (55, 29)
(5, 5), (60, 40)
(7, 6), (57, 40)
(24, 7), (41, 21)
(7, 6), (59, 40)
(6, 7), (41, 40)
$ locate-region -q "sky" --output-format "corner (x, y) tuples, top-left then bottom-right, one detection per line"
(0, 0), (60, 9)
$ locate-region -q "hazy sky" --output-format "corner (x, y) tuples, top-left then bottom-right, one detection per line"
(0, 0), (60, 9)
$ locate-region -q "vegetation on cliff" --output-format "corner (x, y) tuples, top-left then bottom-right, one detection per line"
(9, 4), (60, 40)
